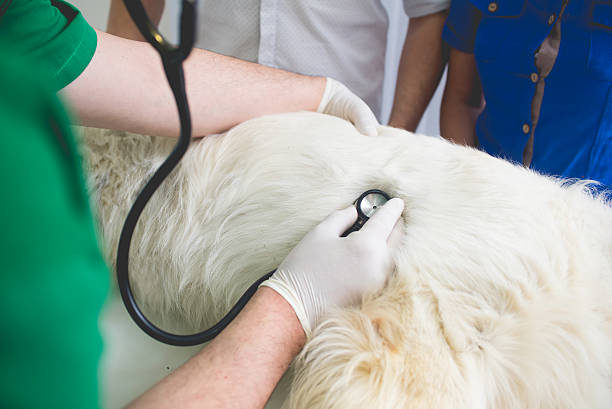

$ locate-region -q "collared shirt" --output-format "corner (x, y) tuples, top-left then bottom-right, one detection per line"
(443, 0), (612, 189)
(194, 0), (450, 119)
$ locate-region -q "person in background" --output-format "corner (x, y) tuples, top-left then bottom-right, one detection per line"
(0, 1), (404, 408)
(440, 0), (612, 189)
(107, 0), (451, 131)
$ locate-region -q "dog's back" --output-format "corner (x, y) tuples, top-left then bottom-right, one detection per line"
(81, 112), (612, 409)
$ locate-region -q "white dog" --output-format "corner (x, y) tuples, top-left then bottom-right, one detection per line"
(81, 112), (612, 409)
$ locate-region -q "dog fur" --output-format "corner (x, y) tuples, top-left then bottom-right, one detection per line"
(80, 112), (612, 409)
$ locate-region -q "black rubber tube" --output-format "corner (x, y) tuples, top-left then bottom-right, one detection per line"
(116, 0), (273, 346)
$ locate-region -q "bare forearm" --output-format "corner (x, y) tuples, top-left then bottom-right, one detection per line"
(59, 30), (325, 137)
(440, 48), (483, 146)
(107, 0), (165, 40)
(440, 95), (481, 146)
(126, 287), (305, 409)
(389, 11), (448, 132)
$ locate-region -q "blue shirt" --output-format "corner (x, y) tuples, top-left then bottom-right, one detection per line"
(443, 0), (612, 189)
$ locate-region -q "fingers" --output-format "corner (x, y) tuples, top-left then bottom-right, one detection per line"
(317, 77), (379, 137)
(319, 205), (358, 236)
(359, 197), (404, 240)
(351, 103), (379, 137)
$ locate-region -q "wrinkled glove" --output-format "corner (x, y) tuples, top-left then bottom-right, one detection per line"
(261, 198), (404, 336)
(317, 77), (379, 137)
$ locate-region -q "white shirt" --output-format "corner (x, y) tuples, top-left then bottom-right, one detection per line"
(194, 0), (450, 120)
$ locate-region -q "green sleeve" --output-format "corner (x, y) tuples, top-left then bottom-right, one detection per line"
(0, 43), (109, 409)
(0, 0), (97, 91)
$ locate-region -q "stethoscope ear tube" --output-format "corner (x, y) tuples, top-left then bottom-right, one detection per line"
(122, 0), (196, 60)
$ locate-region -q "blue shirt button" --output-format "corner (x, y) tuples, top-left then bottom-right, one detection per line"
(522, 123), (530, 134)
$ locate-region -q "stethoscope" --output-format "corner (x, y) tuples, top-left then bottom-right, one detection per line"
(117, 0), (391, 346)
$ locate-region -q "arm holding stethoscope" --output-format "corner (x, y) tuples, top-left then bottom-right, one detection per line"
(125, 199), (404, 409)
(59, 28), (378, 138)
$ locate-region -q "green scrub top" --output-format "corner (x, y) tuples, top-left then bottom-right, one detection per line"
(0, 1), (108, 408)
(0, 0), (98, 91)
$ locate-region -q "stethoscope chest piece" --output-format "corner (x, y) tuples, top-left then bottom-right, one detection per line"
(342, 189), (391, 237)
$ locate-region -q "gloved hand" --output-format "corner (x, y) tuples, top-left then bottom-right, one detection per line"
(261, 198), (404, 337)
(317, 78), (379, 137)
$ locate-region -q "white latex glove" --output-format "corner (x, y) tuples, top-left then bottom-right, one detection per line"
(261, 198), (404, 336)
(317, 77), (379, 137)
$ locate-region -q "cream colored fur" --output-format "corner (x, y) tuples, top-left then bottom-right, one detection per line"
(80, 112), (612, 409)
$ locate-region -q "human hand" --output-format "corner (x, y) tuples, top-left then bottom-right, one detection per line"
(317, 78), (379, 137)
(261, 198), (404, 336)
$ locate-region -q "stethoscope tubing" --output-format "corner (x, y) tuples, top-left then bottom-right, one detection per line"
(116, 0), (391, 347)
(116, 0), (263, 346)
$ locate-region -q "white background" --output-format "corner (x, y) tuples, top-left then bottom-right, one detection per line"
(70, 0), (444, 135)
